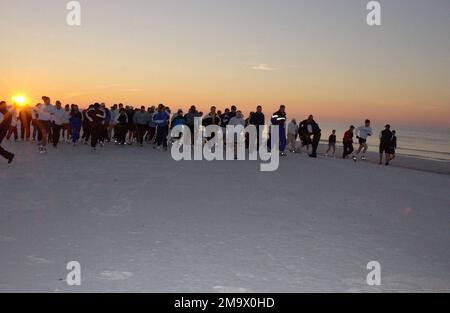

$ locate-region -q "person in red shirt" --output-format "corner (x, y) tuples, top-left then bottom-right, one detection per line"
(343, 125), (355, 159)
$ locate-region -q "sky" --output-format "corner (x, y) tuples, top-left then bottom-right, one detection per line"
(0, 0), (449, 127)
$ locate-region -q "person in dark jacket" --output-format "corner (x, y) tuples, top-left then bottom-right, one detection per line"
(342, 125), (355, 159)
(202, 106), (221, 141)
(379, 124), (393, 165)
(389, 130), (397, 161)
(184, 106), (199, 144)
(69, 105), (83, 145)
(249, 105), (265, 150)
(115, 108), (129, 145)
(299, 115), (321, 158)
(326, 130), (337, 157)
(270, 105), (287, 156)
(86, 103), (106, 151)
(153, 104), (170, 150)
(0, 101), (14, 163)
(82, 105), (93, 144)
(19, 105), (32, 141)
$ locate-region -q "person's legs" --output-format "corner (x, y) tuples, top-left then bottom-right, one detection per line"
(0, 132), (14, 161)
(343, 143), (348, 158)
(137, 124), (145, 145)
(20, 122), (25, 141)
(279, 127), (286, 153)
(118, 126), (126, 144)
(71, 125), (80, 143)
(25, 120), (31, 141)
(37, 120), (49, 147)
(161, 126), (168, 149)
(311, 133), (321, 157)
(91, 125), (99, 149)
(52, 124), (62, 147)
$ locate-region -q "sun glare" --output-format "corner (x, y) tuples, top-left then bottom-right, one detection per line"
(11, 95), (27, 106)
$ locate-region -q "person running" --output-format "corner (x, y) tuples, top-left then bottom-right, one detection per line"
(61, 104), (71, 143)
(0, 101), (15, 163)
(36, 96), (54, 154)
(19, 104), (32, 141)
(390, 130), (397, 161)
(325, 130), (337, 157)
(81, 105), (93, 144)
(353, 119), (373, 161)
(299, 115), (321, 158)
(109, 104), (119, 142)
(86, 103), (106, 152)
(31, 104), (40, 142)
(343, 125), (355, 159)
(287, 119), (298, 153)
(249, 105), (265, 150)
(115, 108), (129, 145)
(101, 103), (111, 144)
(126, 106), (135, 144)
(51, 101), (66, 148)
(228, 110), (245, 159)
(271, 105), (287, 156)
(202, 106), (221, 142)
(153, 104), (170, 151)
(6, 103), (18, 142)
(69, 105), (83, 146)
(170, 109), (186, 141)
(134, 106), (150, 147)
(147, 106), (157, 144)
(379, 124), (393, 165)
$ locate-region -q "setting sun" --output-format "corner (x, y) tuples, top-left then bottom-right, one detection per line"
(11, 95), (27, 106)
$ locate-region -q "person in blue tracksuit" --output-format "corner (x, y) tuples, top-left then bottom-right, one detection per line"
(153, 104), (170, 151)
(271, 105), (287, 156)
(69, 105), (83, 145)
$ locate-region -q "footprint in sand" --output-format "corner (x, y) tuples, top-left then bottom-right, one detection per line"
(27, 256), (51, 265)
(90, 199), (132, 217)
(0, 235), (16, 242)
(98, 271), (133, 281)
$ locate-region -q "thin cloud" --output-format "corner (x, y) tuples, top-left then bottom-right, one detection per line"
(127, 88), (143, 92)
(95, 84), (121, 89)
(252, 64), (277, 71)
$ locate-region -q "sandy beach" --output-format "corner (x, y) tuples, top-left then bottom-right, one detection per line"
(0, 140), (448, 292)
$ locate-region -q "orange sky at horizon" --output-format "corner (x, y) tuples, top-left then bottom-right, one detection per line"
(1, 0), (449, 128)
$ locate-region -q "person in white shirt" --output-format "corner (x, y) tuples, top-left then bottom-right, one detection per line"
(36, 96), (54, 153)
(51, 101), (67, 148)
(287, 119), (299, 153)
(6, 104), (18, 141)
(109, 104), (119, 141)
(353, 119), (373, 161)
(61, 104), (71, 143)
(227, 111), (245, 159)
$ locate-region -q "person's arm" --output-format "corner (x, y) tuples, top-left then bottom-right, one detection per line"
(85, 109), (94, 122)
(0, 112), (4, 124)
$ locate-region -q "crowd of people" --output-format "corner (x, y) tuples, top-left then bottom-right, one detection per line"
(0, 97), (398, 166)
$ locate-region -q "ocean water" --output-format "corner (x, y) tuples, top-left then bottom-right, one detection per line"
(317, 122), (450, 162)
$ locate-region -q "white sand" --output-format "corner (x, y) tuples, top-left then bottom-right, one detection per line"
(0, 141), (449, 292)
